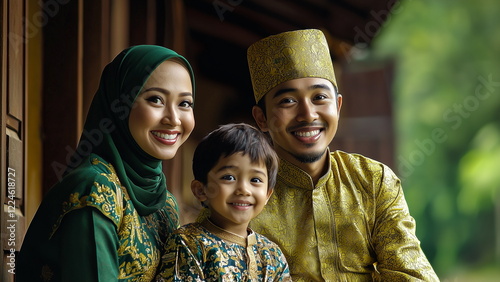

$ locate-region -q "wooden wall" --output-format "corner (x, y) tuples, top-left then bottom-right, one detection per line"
(1, 1), (27, 280)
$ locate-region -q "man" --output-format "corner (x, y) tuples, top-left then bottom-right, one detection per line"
(247, 29), (438, 281)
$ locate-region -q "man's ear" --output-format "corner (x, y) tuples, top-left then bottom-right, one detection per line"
(252, 105), (269, 132)
(191, 180), (208, 202)
(336, 93), (343, 115)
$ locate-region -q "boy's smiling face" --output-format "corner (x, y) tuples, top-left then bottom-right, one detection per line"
(191, 152), (273, 237)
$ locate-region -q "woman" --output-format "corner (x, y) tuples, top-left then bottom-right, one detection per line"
(17, 45), (195, 281)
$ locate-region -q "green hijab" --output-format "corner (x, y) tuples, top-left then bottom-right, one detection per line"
(69, 45), (195, 215)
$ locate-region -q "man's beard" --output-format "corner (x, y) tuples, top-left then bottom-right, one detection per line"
(293, 149), (326, 163)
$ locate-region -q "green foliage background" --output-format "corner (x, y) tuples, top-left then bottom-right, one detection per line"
(367, 0), (500, 278)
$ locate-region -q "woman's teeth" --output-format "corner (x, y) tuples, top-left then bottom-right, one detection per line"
(152, 131), (177, 140)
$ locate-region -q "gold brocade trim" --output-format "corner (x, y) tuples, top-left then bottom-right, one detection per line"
(200, 219), (255, 247)
(49, 191), (88, 238)
(116, 182), (160, 281)
(247, 29), (337, 102)
(200, 219), (259, 280)
(50, 158), (124, 238)
(84, 158), (124, 227)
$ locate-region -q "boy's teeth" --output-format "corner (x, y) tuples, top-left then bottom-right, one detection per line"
(233, 203), (250, 206)
(152, 131), (176, 140)
(295, 130), (320, 137)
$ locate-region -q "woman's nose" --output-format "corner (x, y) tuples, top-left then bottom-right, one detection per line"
(161, 106), (181, 126)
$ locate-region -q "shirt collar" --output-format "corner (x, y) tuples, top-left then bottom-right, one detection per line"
(277, 148), (332, 190)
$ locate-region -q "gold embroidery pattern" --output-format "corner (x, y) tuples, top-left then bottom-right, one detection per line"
(51, 157), (179, 281)
(156, 221), (292, 281)
(247, 29), (337, 102)
(51, 158), (122, 238)
(117, 186), (157, 280)
(111, 171), (179, 281)
(88, 159), (124, 226)
(251, 151), (438, 281)
(50, 192), (88, 238)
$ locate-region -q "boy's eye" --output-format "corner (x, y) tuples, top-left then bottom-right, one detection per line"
(221, 175), (235, 181)
(251, 177), (263, 183)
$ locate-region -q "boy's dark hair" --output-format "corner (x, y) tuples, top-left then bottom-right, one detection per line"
(192, 123), (279, 190)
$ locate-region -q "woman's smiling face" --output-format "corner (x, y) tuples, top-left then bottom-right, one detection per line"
(128, 59), (195, 160)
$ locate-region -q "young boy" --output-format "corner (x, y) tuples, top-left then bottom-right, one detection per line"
(155, 123), (291, 281)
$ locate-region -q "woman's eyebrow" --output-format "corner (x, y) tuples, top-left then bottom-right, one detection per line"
(142, 87), (169, 94)
(142, 87), (193, 97)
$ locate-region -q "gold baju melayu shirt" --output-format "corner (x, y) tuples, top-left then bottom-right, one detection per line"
(250, 150), (439, 281)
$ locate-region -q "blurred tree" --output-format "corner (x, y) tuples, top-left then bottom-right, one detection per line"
(365, 0), (500, 278)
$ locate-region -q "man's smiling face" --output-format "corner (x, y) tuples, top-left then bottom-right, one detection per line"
(254, 77), (342, 166)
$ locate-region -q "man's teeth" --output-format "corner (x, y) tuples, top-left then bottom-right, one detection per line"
(295, 130), (320, 137)
(152, 131), (177, 140)
(232, 203), (251, 206)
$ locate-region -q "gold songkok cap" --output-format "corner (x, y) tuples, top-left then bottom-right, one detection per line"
(247, 29), (337, 102)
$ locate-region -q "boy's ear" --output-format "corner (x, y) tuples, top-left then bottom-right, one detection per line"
(252, 105), (269, 132)
(265, 188), (274, 205)
(191, 180), (208, 202)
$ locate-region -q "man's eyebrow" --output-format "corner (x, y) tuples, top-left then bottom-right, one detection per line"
(272, 83), (333, 99)
(308, 84), (332, 92)
(272, 88), (297, 99)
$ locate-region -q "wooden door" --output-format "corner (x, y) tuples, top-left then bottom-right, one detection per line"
(332, 61), (395, 169)
(1, 0), (27, 281)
